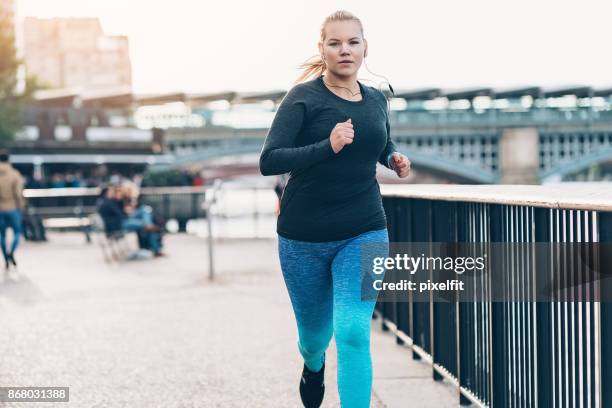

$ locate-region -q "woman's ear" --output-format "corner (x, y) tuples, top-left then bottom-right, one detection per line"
(364, 38), (368, 58)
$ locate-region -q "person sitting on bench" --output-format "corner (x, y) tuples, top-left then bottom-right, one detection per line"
(97, 185), (163, 257)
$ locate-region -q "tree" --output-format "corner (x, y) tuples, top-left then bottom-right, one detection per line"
(0, 4), (19, 143)
(0, 4), (43, 144)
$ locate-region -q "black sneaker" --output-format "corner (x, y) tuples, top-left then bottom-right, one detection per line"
(8, 253), (16, 267)
(299, 362), (325, 408)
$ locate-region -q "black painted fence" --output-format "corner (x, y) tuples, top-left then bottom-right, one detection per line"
(377, 185), (612, 408)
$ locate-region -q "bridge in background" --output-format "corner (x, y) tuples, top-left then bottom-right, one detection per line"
(10, 85), (612, 183)
(157, 123), (612, 184)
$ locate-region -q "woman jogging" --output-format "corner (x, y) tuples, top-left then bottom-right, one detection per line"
(259, 10), (410, 408)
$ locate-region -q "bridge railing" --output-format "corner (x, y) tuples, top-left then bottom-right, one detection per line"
(378, 184), (612, 408)
(391, 107), (612, 128)
(23, 184), (277, 239)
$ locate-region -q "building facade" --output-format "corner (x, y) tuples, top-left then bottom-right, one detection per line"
(23, 17), (132, 90)
(0, 0), (15, 24)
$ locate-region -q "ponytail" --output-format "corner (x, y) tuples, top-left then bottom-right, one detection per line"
(294, 55), (326, 84)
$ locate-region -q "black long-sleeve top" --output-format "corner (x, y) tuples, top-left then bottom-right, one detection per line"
(259, 75), (397, 242)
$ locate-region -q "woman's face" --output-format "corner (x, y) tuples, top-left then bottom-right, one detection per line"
(319, 20), (367, 79)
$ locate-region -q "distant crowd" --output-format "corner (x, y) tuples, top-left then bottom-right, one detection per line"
(24, 169), (206, 190)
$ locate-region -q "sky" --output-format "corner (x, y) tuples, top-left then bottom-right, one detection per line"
(16, 0), (612, 94)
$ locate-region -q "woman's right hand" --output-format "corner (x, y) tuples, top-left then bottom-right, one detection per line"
(329, 118), (354, 154)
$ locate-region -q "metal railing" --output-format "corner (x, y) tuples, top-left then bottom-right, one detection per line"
(24, 186), (207, 229)
(202, 184), (278, 239)
(377, 184), (612, 408)
(391, 108), (612, 128)
(203, 179), (223, 280)
(23, 182), (278, 243)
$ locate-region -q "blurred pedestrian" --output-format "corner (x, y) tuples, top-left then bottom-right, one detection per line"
(0, 149), (25, 269)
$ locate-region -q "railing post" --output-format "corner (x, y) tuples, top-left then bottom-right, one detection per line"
(206, 207), (214, 280)
(401, 197), (418, 357)
(75, 198), (91, 243)
(600, 211), (612, 408)
(163, 194), (171, 222)
(534, 207), (552, 408)
(203, 179), (222, 281)
(393, 196), (410, 346)
(378, 197), (391, 332)
(489, 204), (508, 408)
(380, 197), (396, 335)
(192, 191), (199, 220)
(253, 187), (259, 238)
(430, 200), (457, 385)
(411, 199), (431, 360)
(455, 202), (472, 406)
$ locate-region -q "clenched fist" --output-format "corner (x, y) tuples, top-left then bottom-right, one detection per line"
(390, 152), (411, 178)
(330, 118), (354, 154)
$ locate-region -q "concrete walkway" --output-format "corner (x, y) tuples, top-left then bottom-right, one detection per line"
(0, 233), (459, 407)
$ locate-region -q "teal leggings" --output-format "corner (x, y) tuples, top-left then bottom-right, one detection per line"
(278, 228), (389, 408)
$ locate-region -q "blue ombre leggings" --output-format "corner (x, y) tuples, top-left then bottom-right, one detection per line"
(278, 228), (389, 408)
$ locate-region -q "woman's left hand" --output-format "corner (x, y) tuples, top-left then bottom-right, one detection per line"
(391, 152), (411, 178)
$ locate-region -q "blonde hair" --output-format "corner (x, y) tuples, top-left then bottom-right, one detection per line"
(295, 10), (364, 84)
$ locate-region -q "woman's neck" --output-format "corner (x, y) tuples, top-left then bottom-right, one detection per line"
(323, 72), (358, 89)
(322, 72), (361, 100)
